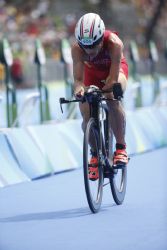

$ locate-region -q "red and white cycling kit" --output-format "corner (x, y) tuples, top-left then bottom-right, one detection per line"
(83, 30), (128, 89)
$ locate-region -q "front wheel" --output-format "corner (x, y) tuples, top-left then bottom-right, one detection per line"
(83, 118), (103, 213)
(110, 166), (127, 205)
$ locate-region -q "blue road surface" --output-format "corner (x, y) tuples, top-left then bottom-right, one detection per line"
(0, 147), (167, 250)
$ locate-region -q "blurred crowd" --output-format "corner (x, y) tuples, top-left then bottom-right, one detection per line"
(0, 0), (166, 61)
(0, 0), (77, 62)
(0, 0), (166, 90)
(133, 0), (167, 49)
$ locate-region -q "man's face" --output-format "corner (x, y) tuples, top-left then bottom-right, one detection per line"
(82, 41), (103, 58)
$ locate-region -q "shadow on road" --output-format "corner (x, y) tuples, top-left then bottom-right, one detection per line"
(0, 204), (115, 223)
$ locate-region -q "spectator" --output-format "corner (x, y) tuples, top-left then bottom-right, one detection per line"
(11, 58), (24, 87)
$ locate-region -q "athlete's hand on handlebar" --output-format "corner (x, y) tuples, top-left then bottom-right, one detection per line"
(102, 84), (114, 99)
(74, 86), (85, 99)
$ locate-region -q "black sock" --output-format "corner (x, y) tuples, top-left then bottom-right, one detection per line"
(116, 143), (126, 150)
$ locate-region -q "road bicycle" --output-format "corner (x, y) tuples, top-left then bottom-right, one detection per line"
(60, 85), (127, 213)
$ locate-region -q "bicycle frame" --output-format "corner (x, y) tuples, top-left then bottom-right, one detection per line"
(84, 91), (113, 174)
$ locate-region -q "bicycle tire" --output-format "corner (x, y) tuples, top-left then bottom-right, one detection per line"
(83, 118), (103, 213)
(102, 106), (127, 205)
(110, 166), (127, 205)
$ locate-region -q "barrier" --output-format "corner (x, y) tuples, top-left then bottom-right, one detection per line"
(6, 128), (54, 179)
(135, 108), (167, 148)
(126, 107), (167, 156)
(0, 76), (166, 127)
(27, 121), (82, 173)
(126, 112), (153, 154)
(0, 133), (29, 187)
(0, 106), (167, 187)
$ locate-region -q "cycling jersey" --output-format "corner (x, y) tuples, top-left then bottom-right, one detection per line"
(83, 30), (128, 89)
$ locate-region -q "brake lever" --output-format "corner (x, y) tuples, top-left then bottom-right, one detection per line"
(60, 103), (63, 113)
(59, 97), (68, 113)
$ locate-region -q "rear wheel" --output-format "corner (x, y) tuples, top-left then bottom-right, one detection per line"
(110, 166), (127, 205)
(83, 118), (103, 213)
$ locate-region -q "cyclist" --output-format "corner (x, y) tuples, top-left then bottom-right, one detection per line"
(71, 13), (129, 180)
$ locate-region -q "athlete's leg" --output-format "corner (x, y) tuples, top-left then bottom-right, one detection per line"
(79, 101), (90, 132)
(107, 72), (127, 145)
(79, 101), (98, 153)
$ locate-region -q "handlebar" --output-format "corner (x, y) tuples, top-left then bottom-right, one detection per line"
(59, 84), (123, 113)
(59, 97), (85, 113)
(59, 97), (81, 104)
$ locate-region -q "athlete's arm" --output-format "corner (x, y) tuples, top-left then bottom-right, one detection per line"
(71, 43), (85, 96)
(103, 33), (124, 89)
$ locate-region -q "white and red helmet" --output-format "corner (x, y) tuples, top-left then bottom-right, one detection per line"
(75, 13), (105, 48)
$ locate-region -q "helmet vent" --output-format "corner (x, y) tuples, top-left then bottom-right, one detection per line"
(93, 35), (97, 40)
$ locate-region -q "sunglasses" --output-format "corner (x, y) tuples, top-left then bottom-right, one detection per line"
(79, 36), (103, 50)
